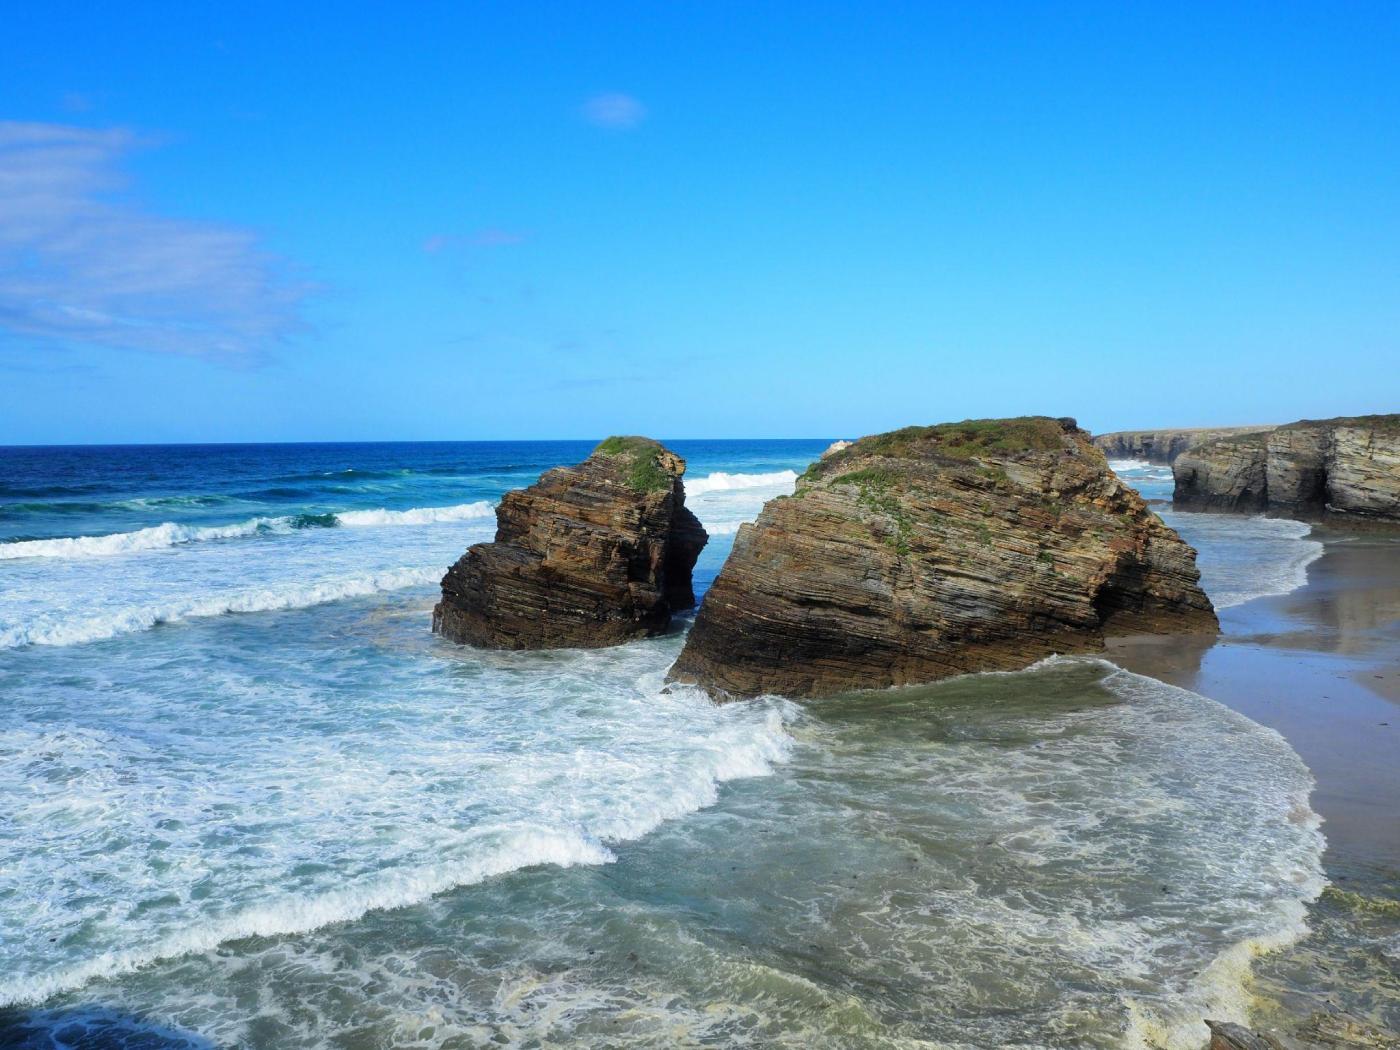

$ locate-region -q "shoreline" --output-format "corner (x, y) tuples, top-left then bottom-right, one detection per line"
(1109, 522), (1400, 1040)
(1109, 523), (1400, 869)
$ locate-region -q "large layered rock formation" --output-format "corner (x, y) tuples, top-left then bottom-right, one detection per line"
(433, 437), (707, 649)
(1174, 416), (1400, 521)
(668, 417), (1217, 699)
(1092, 426), (1276, 464)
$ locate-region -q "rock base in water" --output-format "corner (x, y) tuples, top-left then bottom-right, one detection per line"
(433, 437), (707, 649)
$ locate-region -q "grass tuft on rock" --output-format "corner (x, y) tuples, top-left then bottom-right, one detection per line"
(805, 417), (1071, 485)
(593, 436), (674, 493)
(861, 417), (1068, 459)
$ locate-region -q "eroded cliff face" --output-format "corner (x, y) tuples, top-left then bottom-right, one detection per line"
(1173, 416), (1400, 520)
(668, 417), (1217, 700)
(433, 437), (707, 649)
(1092, 426), (1276, 464)
(1171, 433), (1272, 512)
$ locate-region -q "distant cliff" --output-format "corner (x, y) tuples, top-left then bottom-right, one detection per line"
(1174, 415), (1400, 521)
(1092, 426), (1276, 464)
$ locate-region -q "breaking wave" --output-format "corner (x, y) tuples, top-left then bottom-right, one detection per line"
(1164, 512), (1324, 609)
(685, 469), (798, 495)
(0, 503), (495, 561)
(0, 567), (443, 649)
(0, 671), (792, 1008)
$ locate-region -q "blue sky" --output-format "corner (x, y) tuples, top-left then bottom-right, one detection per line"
(2, 2), (1397, 444)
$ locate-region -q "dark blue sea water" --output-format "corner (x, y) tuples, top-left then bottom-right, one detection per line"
(0, 440), (822, 544)
(0, 441), (1327, 1049)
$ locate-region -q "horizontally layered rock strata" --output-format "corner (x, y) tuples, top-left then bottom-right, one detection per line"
(1092, 426), (1276, 464)
(1174, 416), (1400, 520)
(433, 437), (707, 649)
(669, 417), (1217, 699)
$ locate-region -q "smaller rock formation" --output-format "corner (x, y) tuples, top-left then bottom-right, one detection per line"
(1170, 432), (1272, 512)
(1174, 416), (1400, 521)
(669, 416), (1217, 700)
(821, 439), (854, 458)
(1206, 1021), (1287, 1050)
(1092, 426), (1277, 464)
(433, 437), (707, 649)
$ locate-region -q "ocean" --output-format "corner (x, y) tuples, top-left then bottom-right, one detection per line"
(0, 443), (1330, 1048)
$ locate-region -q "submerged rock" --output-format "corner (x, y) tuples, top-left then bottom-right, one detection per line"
(1093, 426), (1277, 465)
(1175, 416), (1400, 521)
(668, 416), (1217, 699)
(1206, 1014), (1400, 1050)
(1207, 1020), (1288, 1050)
(433, 437), (707, 649)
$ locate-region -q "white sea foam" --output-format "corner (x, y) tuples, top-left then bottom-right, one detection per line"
(0, 647), (793, 1009)
(0, 502), (495, 561)
(684, 469), (798, 495)
(335, 502), (495, 527)
(0, 825), (614, 1008)
(1164, 512), (1324, 609)
(1108, 457), (1155, 472)
(0, 567), (442, 649)
(1071, 664), (1326, 1050)
(0, 518), (294, 560)
(685, 470), (797, 539)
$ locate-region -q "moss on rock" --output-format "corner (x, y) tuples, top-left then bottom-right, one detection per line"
(593, 435), (676, 493)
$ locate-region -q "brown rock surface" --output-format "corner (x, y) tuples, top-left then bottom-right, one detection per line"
(1172, 432), (1272, 512)
(1093, 426), (1276, 464)
(1174, 416), (1400, 521)
(668, 417), (1217, 699)
(433, 437), (707, 649)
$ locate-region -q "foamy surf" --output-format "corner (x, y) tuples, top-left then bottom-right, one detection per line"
(1095, 664), (1326, 1049)
(685, 469), (798, 495)
(0, 502), (495, 561)
(0, 656), (1323, 1049)
(685, 469), (799, 537)
(0, 567), (442, 649)
(0, 825), (616, 1009)
(0, 656), (793, 1009)
(1164, 512), (1324, 609)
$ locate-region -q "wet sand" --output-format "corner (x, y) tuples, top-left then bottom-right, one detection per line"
(1109, 524), (1400, 870)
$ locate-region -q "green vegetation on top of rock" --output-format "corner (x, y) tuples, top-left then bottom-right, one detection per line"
(1281, 414), (1400, 434)
(806, 417), (1072, 483)
(592, 435), (676, 493)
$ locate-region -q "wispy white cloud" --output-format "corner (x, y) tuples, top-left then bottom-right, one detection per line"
(581, 92), (646, 130)
(0, 121), (309, 359)
(422, 228), (528, 253)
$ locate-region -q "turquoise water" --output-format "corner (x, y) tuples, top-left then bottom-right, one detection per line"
(0, 442), (1330, 1048)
